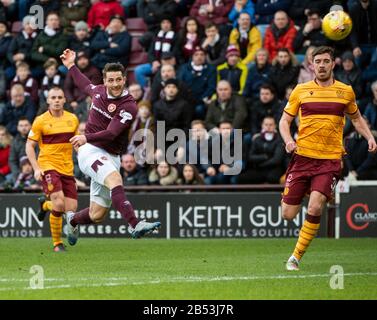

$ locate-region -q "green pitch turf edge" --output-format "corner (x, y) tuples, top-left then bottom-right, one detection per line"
(0, 238), (376, 300)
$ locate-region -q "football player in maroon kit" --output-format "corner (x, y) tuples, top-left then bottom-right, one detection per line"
(60, 49), (160, 244)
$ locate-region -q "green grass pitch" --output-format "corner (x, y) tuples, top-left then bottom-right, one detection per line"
(0, 238), (376, 299)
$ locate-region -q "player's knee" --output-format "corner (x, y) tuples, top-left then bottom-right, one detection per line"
(52, 199), (65, 212)
(308, 202), (323, 216)
(104, 171), (123, 190)
(282, 209), (295, 221)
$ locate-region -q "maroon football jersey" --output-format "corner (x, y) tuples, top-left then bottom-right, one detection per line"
(68, 66), (137, 155)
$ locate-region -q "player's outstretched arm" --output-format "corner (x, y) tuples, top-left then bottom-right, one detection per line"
(60, 49), (94, 96)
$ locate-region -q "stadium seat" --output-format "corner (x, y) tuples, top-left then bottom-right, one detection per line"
(256, 24), (269, 41)
(128, 51), (148, 66)
(131, 36), (144, 53)
(11, 21), (22, 34)
(126, 18), (147, 37)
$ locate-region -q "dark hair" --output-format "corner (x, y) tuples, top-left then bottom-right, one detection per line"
(182, 164), (204, 185)
(18, 116), (31, 123)
(102, 63), (126, 78)
(260, 83), (276, 95)
(312, 46), (335, 61)
(307, 9), (321, 17)
(277, 47), (291, 55)
(204, 22), (218, 30)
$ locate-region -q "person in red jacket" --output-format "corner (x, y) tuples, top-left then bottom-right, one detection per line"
(263, 10), (297, 62)
(87, 0), (125, 31)
(0, 126), (12, 187)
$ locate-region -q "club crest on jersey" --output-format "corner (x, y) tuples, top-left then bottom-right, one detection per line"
(108, 103), (116, 112)
(100, 156), (108, 161)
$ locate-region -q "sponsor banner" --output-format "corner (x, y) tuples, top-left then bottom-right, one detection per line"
(0, 193), (326, 238)
(340, 187), (377, 237)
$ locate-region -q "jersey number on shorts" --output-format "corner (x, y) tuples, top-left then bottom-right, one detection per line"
(91, 160), (104, 173)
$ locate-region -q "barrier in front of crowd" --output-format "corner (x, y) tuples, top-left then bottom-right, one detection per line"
(0, 183), (376, 239)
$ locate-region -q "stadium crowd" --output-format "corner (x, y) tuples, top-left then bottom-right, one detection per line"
(0, 0), (377, 190)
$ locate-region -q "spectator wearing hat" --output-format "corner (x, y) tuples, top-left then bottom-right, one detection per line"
(9, 117), (31, 182)
(6, 15), (39, 79)
(68, 21), (92, 58)
(150, 64), (194, 105)
(153, 78), (193, 138)
(264, 10), (297, 62)
(174, 17), (204, 65)
(201, 22), (228, 67)
(335, 51), (363, 100)
(0, 84), (36, 136)
(217, 45), (248, 95)
(229, 12), (262, 66)
(205, 80), (247, 131)
(135, 18), (176, 88)
(31, 12), (69, 67)
(87, 0), (124, 31)
(190, 0), (233, 28)
(60, 0), (90, 35)
(91, 14), (132, 69)
(13, 155), (40, 190)
(64, 51), (102, 121)
(178, 46), (216, 119)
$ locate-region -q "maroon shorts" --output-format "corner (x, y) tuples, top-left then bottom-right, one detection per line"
(282, 154), (341, 205)
(41, 170), (77, 200)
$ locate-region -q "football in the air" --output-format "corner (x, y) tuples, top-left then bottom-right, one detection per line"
(322, 10), (353, 41)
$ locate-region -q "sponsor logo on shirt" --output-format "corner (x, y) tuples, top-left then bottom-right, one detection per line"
(119, 110), (133, 124)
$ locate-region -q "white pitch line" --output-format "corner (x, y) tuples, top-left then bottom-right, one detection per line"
(0, 272), (377, 292)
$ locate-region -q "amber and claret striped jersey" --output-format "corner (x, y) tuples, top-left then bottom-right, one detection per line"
(28, 110), (79, 176)
(284, 80), (358, 160)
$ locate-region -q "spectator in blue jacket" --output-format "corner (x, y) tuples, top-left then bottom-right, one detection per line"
(229, 0), (256, 27)
(254, 0), (291, 25)
(91, 15), (131, 69)
(0, 84), (36, 136)
(178, 46), (216, 119)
